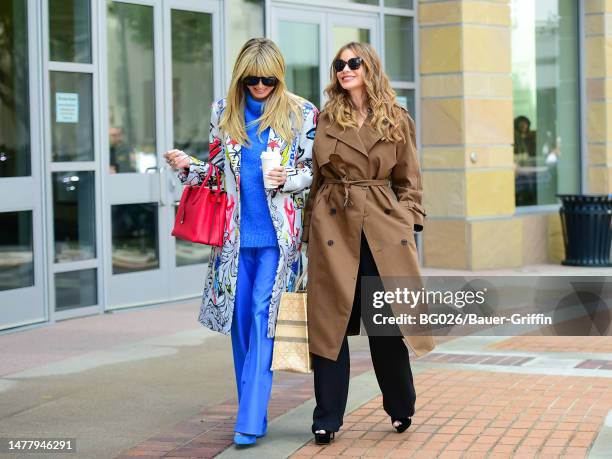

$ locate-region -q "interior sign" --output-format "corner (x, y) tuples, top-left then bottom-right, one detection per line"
(55, 92), (79, 123)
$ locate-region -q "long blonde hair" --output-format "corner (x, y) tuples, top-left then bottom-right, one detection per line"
(323, 42), (409, 143)
(219, 38), (303, 145)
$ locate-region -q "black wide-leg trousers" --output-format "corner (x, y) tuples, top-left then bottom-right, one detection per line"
(311, 232), (416, 434)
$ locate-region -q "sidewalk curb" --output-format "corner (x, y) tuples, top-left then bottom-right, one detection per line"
(216, 367), (427, 459)
(589, 410), (612, 459)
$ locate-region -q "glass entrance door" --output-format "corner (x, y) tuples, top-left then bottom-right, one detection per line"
(0, 0), (46, 329)
(271, 7), (380, 107)
(103, 0), (220, 309)
(163, 0), (221, 299)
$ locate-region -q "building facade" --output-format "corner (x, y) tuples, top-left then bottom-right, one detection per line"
(0, 0), (606, 331)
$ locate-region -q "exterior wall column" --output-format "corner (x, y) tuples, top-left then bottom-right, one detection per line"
(418, 0), (520, 269)
(585, 0), (612, 194)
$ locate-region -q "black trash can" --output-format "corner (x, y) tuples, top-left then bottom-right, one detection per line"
(557, 194), (612, 267)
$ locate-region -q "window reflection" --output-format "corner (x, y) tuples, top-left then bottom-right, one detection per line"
(55, 269), (97, 311)
(511, 0), (579, 206)
(385, 0), (413, 8)
(0, 0), (30, 178)
(107, 1), (156, 174)
(279, 21), (320, 108)
(0, 211), (34, 291)
(50, 72), (94, 162)
(53, 171), (96, 262)
(49, 0), (92, 63)
(112, 203), (159, 274)
(385, 15), (414, 81)
(171, 9), (213, 160)
(325, 0), (378, 4)
(395, 89), (415, 119)
(332, 27), (370, 53)
(227, 0), (264, 75)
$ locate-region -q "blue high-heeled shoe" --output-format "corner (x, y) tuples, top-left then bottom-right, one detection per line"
(234, 432), (257, 446)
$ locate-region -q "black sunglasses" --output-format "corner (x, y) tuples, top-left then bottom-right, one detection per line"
(244, 76), (278, 87)
(334, 57), (363, 72)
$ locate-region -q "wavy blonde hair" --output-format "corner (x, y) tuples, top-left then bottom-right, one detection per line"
(219, 38), (303, 146)
(323, 42), (409, 143)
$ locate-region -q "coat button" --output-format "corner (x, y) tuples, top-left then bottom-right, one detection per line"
(330, 208), (336, 215)
(384, 208), (391, 215)
(327, 240), (334, 246)
(401, 239), (408, 246)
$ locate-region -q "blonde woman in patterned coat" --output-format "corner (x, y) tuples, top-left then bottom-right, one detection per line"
(165, 38), (317, 446)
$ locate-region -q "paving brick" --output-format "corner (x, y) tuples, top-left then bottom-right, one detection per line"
(122, 336), (612, 459)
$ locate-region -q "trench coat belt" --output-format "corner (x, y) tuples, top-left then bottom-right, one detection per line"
(322, 178), (390, 208)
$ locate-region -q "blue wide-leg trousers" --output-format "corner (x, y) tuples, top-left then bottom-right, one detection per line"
(230, 246), (279, 436)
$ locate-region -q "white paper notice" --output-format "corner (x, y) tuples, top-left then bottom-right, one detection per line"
(56, 92), (79, 123)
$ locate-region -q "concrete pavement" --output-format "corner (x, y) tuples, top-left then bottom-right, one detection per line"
(0, 301), (237, 459)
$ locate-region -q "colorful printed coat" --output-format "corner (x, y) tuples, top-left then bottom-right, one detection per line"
(178, 97), (318, 338)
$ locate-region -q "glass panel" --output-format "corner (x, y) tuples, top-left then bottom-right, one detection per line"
(53, 171), (96, 262)
(278, 21), (320, 108)
(112, 203), (159, 274)
(171, 9), (213, 160)
(50, 72), (94, 162)
(227, 0), (264, 70)
(395, 88), (415, 119)
(333, 27), (370, 52)
(0, 211), (34, 291)
(107, 2), (156, 173)
(0, 0), (30, 178)
(325, 0), (378, 4)
(385, 0), (414, 8)
(49, 0), (92, 63)
(174, 207), (211, 266)
(385, 15), (414, 81)
(511, 0), (580, 206)
(55, 269), (97, 311)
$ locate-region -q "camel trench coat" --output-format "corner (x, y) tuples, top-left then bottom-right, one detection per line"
(302, 111), (435, 361)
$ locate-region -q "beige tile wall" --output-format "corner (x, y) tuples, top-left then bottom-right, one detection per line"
(585, 0), (612, 193)
(419, 0), (521, 269)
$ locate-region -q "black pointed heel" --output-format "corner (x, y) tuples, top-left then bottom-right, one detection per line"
(392, 417), (412, 433)
(314, 430), (335, 445)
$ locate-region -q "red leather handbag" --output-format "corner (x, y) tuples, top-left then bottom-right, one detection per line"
(172, 164), (227, 247)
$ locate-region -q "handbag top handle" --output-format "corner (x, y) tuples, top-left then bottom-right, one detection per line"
(201, 163), (222, 189)
(293, 270), (307, 293)
(193, 164), (222, 197)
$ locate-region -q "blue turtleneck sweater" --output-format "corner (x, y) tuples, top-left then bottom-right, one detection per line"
(239, 93), (278, 248)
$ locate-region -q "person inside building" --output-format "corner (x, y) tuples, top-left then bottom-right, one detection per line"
(109, 126), (136, 173)
(513, 115), (536, 158)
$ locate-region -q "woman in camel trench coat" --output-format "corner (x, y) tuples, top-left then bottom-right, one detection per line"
(301, 42), (435, 443)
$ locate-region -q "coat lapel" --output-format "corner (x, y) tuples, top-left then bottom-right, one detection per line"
(326, 123), (368, 157)
(359, 121), (383, 154)
(225, 135), (241, 187)
(265, 127), (289, 164)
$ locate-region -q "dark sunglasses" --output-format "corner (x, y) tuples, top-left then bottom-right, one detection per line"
(334, 57), (363, 72)
(243, 76), (278, 87)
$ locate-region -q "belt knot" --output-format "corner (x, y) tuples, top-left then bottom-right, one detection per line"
(322, 177), (389, 208)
